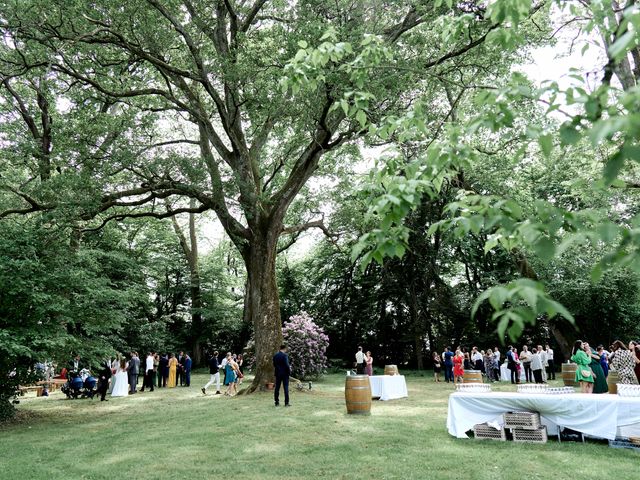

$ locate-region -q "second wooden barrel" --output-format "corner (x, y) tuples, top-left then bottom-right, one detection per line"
(463, 370), (483, 383)
(561, 363), (578, 386)
(607, 371), (620, 394)
(345, 375), (371, 415)
(384, 365), (399, 376)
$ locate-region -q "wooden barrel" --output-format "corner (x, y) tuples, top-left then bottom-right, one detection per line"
(463, 370), (483, 384)
(561, 363), (578, 386)
(607, 371), (620, 394)
(384, 365), (399, 376)
(345, 375), (371, 415)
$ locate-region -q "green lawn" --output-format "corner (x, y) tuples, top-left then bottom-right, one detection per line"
(1, 372), (637, 479)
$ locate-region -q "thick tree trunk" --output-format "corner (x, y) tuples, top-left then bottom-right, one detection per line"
(244, 228), (283, 392)
(169, 205), (203, 364)
(190, 269), (203, 365)
(548, 321), (572, 362)
(408, 281), (424, 370)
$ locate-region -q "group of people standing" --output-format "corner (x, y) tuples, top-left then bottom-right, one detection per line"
(201, 351), (244, 397)
(96, 351), (194, 401)
(571, 339), (640, 393)
(432, 344), (556, 384)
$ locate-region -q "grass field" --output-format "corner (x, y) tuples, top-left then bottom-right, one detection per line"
(1, 371), (638, 479)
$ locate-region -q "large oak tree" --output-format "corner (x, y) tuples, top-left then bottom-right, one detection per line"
(0, 0), (540, 389)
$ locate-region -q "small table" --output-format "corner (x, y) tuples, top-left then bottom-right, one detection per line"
(369, 375), (408, 401)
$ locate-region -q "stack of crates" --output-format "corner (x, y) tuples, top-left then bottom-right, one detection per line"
(504, 411), (547, 443)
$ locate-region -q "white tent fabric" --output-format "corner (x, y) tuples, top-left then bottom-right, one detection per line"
(447, 391), (640, 440)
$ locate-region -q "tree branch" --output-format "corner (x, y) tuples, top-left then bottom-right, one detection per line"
(82, 204), (209, 233)
(240, 0), (270, 32)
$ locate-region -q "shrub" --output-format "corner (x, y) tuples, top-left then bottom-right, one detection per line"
(282, 312), (329, 380)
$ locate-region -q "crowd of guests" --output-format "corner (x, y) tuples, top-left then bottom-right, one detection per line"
(432, 344), (557, 384)
(429, 339), (640, 393)
(101, 351), (194, 400)
(201, 351), (244, 397)
(570, 340), (640, 393)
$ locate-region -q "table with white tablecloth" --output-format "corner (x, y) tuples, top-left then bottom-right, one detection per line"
(447, 391), (640, 440)
(500, 363), (526, 382)
(369, 375), (408, 401)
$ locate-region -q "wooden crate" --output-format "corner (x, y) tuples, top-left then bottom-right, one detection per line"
(512, 426), (548, 443)
(473, 423), (506, 441)
(504, 411), (541, 430)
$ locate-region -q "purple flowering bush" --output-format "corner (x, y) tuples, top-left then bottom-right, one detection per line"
(283, 312), (329, 380)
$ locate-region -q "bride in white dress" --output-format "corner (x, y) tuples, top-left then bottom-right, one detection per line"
(111, 359), (129, 397)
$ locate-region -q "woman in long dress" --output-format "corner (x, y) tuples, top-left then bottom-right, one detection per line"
(224, 353), (236, 396)
(167, 354), (178, 388)
(111, 359), (129, 397)
(453, 350), (464, 384)
(584, 342), (607, 393)
(365, 351), (373, 376)
(108, 356), (119, 394)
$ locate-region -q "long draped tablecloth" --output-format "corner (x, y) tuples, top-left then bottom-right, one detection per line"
(500, 364), (526, 382)
(369, 375), (408, 401)
(447, 391), (640, 440)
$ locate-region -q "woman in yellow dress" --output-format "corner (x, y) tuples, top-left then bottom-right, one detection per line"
(167, 353), (178, 388)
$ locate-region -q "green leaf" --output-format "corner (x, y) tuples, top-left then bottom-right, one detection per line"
(340, 99), (349, 116)
(622, 143), (640, 163)
(356, 109), (367, 128)
(543, 299), (574, 323)
(538, 134), (553, 157)
(603, 150), (625, 184)
(609, 30), (636, 60)
(559, 124), (581, 145)
(533, 236), (556, 262)
(590, 261), (604, 283)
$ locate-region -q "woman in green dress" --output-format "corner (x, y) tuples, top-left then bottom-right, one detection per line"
(583, 342), (608, 394)
(570, 340), (594, 394)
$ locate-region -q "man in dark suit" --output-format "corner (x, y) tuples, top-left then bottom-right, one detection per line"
(273, 344), (291, 407)
(183, 354), (192, 387)
(97, 360), (112, 401)
(127, 352), (140, 393)
(158, 353), (169, 388)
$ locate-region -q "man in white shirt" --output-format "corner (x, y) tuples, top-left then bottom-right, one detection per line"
(537, 345), (548, 382)
(141, 352), (155, 392)
(493, 347), (501, 363)
(519, 346), (532, 383)
(471, 347), (483, 371)
(545, 344), (556, 380)
(530, 348), (544, 383)
(355, 347), (365, 374)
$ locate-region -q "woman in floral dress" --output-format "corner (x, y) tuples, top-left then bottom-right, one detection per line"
(609, 340), (639, 384)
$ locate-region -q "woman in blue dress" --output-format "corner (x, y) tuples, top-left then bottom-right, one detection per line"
(224, 353), (236, 396)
